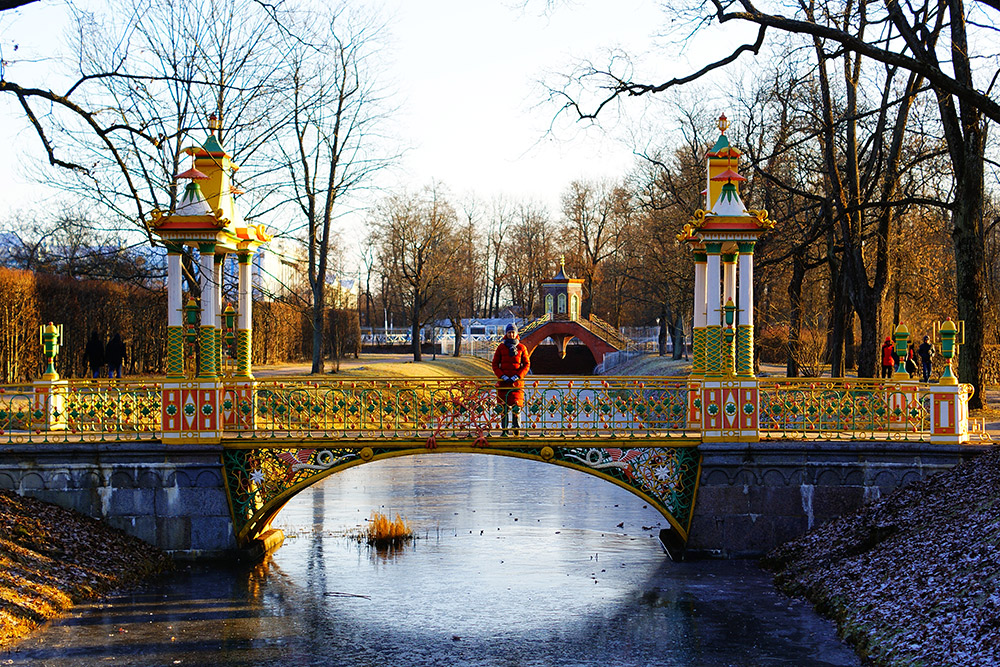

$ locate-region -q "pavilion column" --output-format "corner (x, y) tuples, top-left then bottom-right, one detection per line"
(704, 243), (723, 377)
(214, 253), (226, 376)
(737, 242), (755, 377)
(692, 252), (707, 377)
(236, 251), (254, 379)
(166, 244), (185, 379)
(722, 251), (738, 374)
(197, 243), (218, 379)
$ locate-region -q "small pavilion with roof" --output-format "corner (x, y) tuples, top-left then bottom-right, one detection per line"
(148, 115), (270, 442)
(676, 114), (775, 441)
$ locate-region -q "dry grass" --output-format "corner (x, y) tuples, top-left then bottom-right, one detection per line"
(357, 511), (413, 548)
(335, 356), (492, 379)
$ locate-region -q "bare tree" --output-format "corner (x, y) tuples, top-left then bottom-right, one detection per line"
(559, 179), (633, 319)
(548, 0), (1000, 404)
(274, 5), (395, 373)
(370, 185), (460, 362)
(504, 201), (555, 317)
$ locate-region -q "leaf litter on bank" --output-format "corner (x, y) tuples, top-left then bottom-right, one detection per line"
(0, 489), (173, 648)
(762, 447), (1000, 667)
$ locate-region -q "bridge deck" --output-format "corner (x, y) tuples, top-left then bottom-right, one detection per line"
(2, 375), (989, 444)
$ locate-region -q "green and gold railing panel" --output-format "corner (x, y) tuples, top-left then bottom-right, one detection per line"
(0, 381), (161, 443)
(758, 378), (931, 441)
(224, 376), (694, 441)
(221, 441), (702, 545)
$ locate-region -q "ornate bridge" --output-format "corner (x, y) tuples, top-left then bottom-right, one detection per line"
(3, 114), (987, 560)
(1, 374), (984, 557)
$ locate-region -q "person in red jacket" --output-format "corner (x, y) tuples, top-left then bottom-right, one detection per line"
(880, 336), (897, 378)
(492, 323), (530, 435)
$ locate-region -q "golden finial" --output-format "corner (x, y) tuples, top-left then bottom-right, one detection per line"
(208, 113), (221, 132)
(718, 113), (729, 134)
(559, 255), (565, 269)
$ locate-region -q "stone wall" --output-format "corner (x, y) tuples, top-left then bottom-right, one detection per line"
(685, 441), (991, 558)
(0, 442), (236, 559)
(2, 439), (990, 561)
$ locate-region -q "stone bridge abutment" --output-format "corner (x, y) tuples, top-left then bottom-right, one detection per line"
(0, 441), (988, 560)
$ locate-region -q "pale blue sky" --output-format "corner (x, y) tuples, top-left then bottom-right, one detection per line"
(0, 1), (736, 235)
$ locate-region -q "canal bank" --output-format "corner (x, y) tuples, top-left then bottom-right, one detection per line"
(0, 490), (172, 647)
(763, 445), (1000, 667)
(2, 454), (863, 666)
(614, 354), (1000, 666)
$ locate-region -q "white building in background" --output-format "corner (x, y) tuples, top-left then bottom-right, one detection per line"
(327, 276), (359, 310)
(250, 237), (306, 301)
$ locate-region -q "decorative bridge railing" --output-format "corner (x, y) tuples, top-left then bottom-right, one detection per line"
(0, 376), (982, 445)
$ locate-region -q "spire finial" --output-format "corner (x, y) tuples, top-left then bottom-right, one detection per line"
(208, 113), (221, 134)
(718, 113), (729, 134)
(559, 255), (565, 269)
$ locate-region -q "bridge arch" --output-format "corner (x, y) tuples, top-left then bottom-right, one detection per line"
(520, 322), (617, 367)
(222, 443), (701, 550)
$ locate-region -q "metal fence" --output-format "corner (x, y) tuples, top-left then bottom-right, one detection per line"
(2, 376), (983, 444)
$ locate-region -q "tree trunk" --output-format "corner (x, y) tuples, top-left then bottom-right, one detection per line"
(451, 318), (463, 358)
(845, 316), (856, 370)
(671, 313), (685, 361)
(851, 284), (883, 379)
(828, 269), (852, 378)
(786, 254), (805, 378)
(310, 283), (325, 374)
(658, 306), (668, 357)
(411, 294), (422, 362)
(953, 153), (988, 409)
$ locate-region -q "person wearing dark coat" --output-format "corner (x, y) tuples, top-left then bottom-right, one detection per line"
(85, 331), (105, 379)
(105, 333), (127, 379)
(492, 323), (530, 435)
(917, 335), (935, 383)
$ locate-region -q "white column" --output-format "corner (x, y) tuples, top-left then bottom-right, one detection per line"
(738, 248), (754, 327)
(214, 254), (225, 331)
(693, 258), (707, 329)
(705, 249), (722, 327)
(199, 248), (216, 327)
(167, 250), (182, 327)
(238, 253), (252, 329)
(723, 253), (737, 316)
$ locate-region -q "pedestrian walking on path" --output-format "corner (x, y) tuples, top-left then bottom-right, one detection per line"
(85, 331), (105, 379)
(917, 335), (935, 383)
(880, 336), (896, 379)
(106, 332), (127, 379)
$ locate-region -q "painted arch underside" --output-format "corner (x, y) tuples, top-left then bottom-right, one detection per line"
(221, 442), (702, 546)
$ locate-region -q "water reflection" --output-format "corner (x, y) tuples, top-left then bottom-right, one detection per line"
(3, 454), (860, 666)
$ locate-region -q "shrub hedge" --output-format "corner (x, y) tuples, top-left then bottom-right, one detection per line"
(0, 269), (351, 382)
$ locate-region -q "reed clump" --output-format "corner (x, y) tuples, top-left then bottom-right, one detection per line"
(360, 511), (413, 548)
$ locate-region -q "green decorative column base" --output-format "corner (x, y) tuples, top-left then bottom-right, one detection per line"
(217, 328), (225, 378)
(704, 326), (724, 377)
(692, 328), (706, 377)
(236, 329), (253, 379)
(737, 325), (754, 377)
(197, 326), (218, 379)
(167, 326), (186, 378)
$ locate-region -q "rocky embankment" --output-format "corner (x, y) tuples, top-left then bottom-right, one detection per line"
(0, 490), (173, 648)
(762, 446), (1000, 667)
